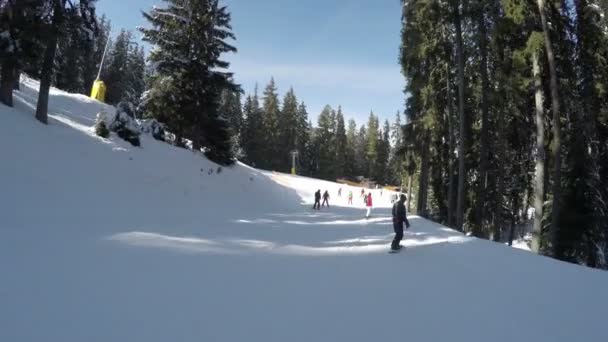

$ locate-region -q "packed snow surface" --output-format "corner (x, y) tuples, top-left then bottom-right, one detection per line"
(1, 77), (608, 342)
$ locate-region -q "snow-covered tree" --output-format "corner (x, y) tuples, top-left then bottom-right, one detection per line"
(140, 0), (239, 165)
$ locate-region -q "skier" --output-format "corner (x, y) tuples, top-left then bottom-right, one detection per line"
(322, 190), (330, 207)
(365, 192), (373, 218)
(338, 188), (342, 197)
(348, 190), (353, 205)
(360, 188), (365, 198)
(391, 194), (410, 251)
(313, 190), (321, 210)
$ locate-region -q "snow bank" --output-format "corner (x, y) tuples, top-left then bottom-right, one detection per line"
(1, 76), (607, 342)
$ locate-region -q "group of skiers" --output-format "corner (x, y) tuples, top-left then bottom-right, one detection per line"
(313, 188), (373, 216)
(313, 190), (330, 210)
(312, 187), (411, 252)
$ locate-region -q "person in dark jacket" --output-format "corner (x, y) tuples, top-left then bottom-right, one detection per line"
(391, 194), (410, 251)
(313, 190), (321, 210)
(322, 190), (330, 207)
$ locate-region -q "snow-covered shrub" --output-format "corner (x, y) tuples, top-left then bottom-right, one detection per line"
(94, 120), (110, 138)
(93, 104), (141, 147)
(94, 111), (112, 138)
(139, 118), (166, 141)
(111, 109), (140, 147)
(116, 101), (136, 119)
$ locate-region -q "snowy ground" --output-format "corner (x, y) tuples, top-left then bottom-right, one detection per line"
(1, 78), (608, 341)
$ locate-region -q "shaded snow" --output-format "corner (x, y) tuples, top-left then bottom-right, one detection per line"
(1, 77), (607, 342)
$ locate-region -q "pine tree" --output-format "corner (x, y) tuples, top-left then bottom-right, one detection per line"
(125, 45), (146, 107)
(355, 125), (368, 178)
(219, 89), (243, 157)
(260, 77), (281, 170)
(315, 105), (336, 180)
(366, 111), (379, 180)
(101, 30), (132, 104)
(334, 106), (347, 178)
(375, 119), (391, 184)
(388, 111), (404, 185)
(35, 0), (97, 124)
(278, 88), (299, 172)
(140, 0), (239, 165)
(295, 102), (310, 174)
(345, 119), (357, 178)
(241, 89), (264, 167)
(0, 1), (46, 106)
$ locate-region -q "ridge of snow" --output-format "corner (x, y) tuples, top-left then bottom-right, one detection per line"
(1, 76), (607, 342)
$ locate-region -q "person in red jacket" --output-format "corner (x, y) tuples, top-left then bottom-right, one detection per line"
(365, 192), (373, 218)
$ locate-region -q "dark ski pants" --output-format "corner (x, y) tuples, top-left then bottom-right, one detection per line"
(313, 200), (320, 210)
(322, 199), (329, 207)
(392, 220), (404, 250)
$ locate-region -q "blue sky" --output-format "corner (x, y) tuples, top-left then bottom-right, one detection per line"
(97, 0), (405, 125)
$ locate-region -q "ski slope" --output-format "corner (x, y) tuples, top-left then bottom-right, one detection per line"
(1, 77), (608, 342)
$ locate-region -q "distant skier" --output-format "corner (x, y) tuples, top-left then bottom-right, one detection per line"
(360, 188), (365, 198)
(365, 192), (373, 218)
(322, 190), (330, 207)
(348, 190), (353, 205)
(338, 188), (342, 197)
(391, 194), (410, 251)
(313, 190), (321, 210)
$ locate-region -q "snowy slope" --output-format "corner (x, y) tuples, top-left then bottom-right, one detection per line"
(1, 77), (608, 342)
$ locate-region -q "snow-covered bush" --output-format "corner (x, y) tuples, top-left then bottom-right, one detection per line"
(93, 103), (141, 147)
(94, 111), (112, 138)
(94, 120), (110, 138)
(111, 109), (140, 147)
(116, 101), (136, 119)
(139, 118), (166, 141)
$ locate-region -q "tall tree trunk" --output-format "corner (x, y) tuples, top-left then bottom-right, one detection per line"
(417, 130), (431, 217)
(0, 59), (16, 107)
(453, 0), (467, 231)
(35, 31), (59, 124)
(13, 70), (20, 90)
(537, 0), (561, 255)
(446, 65), (456, 227)
(508, 193), (519, 246)
(531, 51), (546, 253)
(495, 95), (507, 242)
(407, 173), (413, 213)
(473, 4), (490, 238)
(494, 40), (507, 243)
(35, 0), (64, 124)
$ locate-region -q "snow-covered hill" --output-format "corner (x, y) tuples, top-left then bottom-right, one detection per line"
(1, 78), (607, 342)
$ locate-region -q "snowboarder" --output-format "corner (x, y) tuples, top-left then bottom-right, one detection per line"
(365, 192), (373, 218)
(322, 190), (330, 207)
(338, 188), (342, 197)
(391, 194), (410, 251)
(313, 190), (321, 210)
(348, 190), (353, 205)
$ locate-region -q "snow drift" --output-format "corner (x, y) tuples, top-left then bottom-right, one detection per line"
(1, 77), (607, 342)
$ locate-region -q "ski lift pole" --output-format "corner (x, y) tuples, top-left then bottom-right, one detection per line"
(96, 34), (111, 81)
(290, 150), (299, 175)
